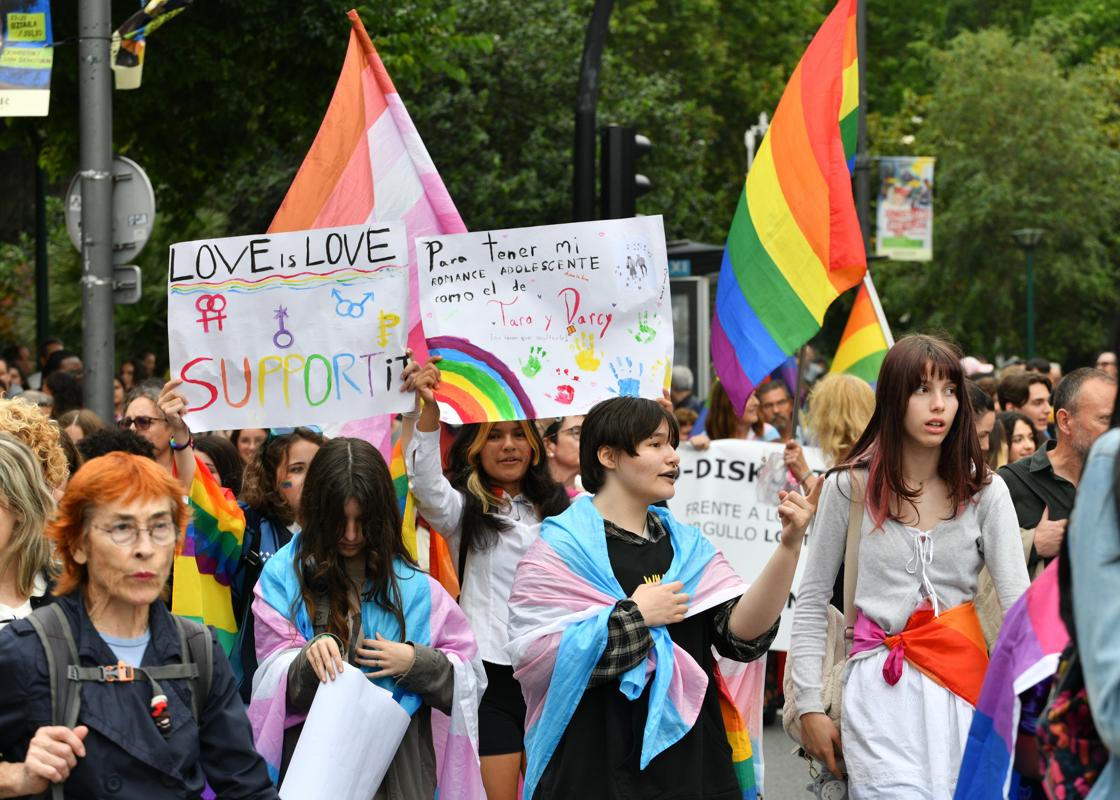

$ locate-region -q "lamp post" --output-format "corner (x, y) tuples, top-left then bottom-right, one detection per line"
(1011, 228), (1044, 360)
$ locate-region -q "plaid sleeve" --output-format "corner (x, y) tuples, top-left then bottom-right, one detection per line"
(587, 599), (653, 688)
(711, 598), (779, 662)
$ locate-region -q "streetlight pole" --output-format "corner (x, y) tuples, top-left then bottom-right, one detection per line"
(78, 0), (115, 422)
(1011, 228), (1044, 360)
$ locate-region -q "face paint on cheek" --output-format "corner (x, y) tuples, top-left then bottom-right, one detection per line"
(280, 480), (294, 489)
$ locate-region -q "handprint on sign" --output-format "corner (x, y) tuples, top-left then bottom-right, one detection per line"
(609, 357), (644, 397)
(546, 369), (581, 405)
(627, 312), (658, 344)
(651, 357), (672, 390)
(520, 346), (547, 378)
(571, 332), (602, 372)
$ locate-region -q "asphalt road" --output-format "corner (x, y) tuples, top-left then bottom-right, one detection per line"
(762, 717), (816, 799)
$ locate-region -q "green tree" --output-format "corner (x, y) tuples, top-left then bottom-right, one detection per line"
(872, 27), (1120, 364)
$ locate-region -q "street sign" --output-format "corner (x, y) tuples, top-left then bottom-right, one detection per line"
(65, 155), (156, 266)
(112, 265), (142, 304)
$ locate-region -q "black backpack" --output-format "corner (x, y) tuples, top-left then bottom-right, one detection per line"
(24, 604), (214, 799)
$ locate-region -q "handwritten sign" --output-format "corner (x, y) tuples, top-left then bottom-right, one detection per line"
(667, 439), (826, 651)
(168, 223), (413, 431)
(415, 216), (673, 422)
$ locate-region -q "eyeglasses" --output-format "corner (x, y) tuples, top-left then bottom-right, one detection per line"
(118, 415), (166, 432)
(91, 520), (178, 547)
(557, 425), (582, 439)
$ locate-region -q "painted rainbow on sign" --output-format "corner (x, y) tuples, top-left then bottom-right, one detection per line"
(428, 336), (537, 422)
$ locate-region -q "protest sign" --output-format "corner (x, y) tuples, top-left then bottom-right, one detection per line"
(415, 216), (673, 422)
(168, 223), (413, 431)
(0, 0), (53, 117)
(876, 156), (934, 261)
(667, 439), (827, 651)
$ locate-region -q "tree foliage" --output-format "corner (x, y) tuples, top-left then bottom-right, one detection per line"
(0, 0), (1118, 367)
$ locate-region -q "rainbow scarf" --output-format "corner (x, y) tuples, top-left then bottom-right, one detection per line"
(955, 561), (1068, 799)
(172, 455), (245, 655)
(247, 534), (486, 795)
(830, 275), (892, 385)
(507, 497), (760, 800)
(712, 0), (866, 413)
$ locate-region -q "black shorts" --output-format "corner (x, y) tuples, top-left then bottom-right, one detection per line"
(478, 661), (526, 756)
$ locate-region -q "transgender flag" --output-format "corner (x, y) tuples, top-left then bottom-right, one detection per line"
(712, 0), (866, 413)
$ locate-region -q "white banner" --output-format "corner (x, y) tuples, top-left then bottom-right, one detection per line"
(667, 439), (827, 651)
(168, 223), (413, 431)
(415, 216), (673, 422)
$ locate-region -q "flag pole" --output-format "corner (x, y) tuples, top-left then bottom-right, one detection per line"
(862, 272), (894, 347)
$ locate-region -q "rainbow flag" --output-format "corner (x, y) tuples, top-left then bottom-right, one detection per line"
(830, 274), (892, 384)
(955, 561), (1068, 800)
(172, 456), (245, 655)
(390, 436), (460, 599)
(712, 0), (866, 413)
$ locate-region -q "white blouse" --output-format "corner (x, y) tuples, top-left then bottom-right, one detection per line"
(405, 428), (543, 665)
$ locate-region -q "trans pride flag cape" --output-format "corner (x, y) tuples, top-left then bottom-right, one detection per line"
(247, 534), (486, 795)
(507, 497), (761, 800)
(955, 560), (1068, 799)
(172, 455), (245, 655)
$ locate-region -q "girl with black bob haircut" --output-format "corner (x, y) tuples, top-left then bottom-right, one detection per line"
(403, 359), (568, 800)
(508, 396), (816, 799)
(250, 437), (485, 795)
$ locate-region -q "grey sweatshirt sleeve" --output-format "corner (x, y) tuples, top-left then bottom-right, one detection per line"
(977, 474), (1030, 615)
(789, 472), (853, 716)
(396, 643), (455, 715)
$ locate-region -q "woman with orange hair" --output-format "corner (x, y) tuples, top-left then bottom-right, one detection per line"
(403, 360), (569, 800)
(0, 453), (276, 799)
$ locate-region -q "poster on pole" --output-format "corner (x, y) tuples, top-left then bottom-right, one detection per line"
(415, 216), (673, 422)
(168, 223), (413, 432)
(876, 156), (934, 262)
(667, 439), (827, 651)
(0, 0), (53, 117)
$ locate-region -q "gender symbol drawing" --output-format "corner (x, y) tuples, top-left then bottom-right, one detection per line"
(331, 288), (375, 318)
(195, 295), (227, 333)
(272, 306), (294, 349)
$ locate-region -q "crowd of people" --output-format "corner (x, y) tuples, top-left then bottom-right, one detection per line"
(0, 333), (1115, 799)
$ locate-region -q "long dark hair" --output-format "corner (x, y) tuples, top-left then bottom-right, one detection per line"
(446, 421), (569, 579)
(835, 334), (987, 526)
(705, 378), (766, 440)
(295, 437), (414, 648)
(240, 428), (325, 526)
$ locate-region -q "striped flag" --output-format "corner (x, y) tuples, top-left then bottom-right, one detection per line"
(172, 457), (245, 655)
(269, 10), (464, 585)
(712, 0), (866, 413)
(268, 9), (466, 370)
(830, 274), (893, 384)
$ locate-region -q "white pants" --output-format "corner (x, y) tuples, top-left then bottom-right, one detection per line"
(841, 650), (974, 799)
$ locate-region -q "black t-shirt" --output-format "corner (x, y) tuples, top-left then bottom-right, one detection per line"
(998, 441), (1076, 568)
(535, 532), (741, 800)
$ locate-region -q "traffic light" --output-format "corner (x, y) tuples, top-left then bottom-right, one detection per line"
(600, 125), (651, 219)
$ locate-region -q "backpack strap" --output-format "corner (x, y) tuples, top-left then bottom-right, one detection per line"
(26, 604), (81, 800)
(172, 616), (213, 722)
(842, 469), (867, 641)
(26, 604), (83, 729)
